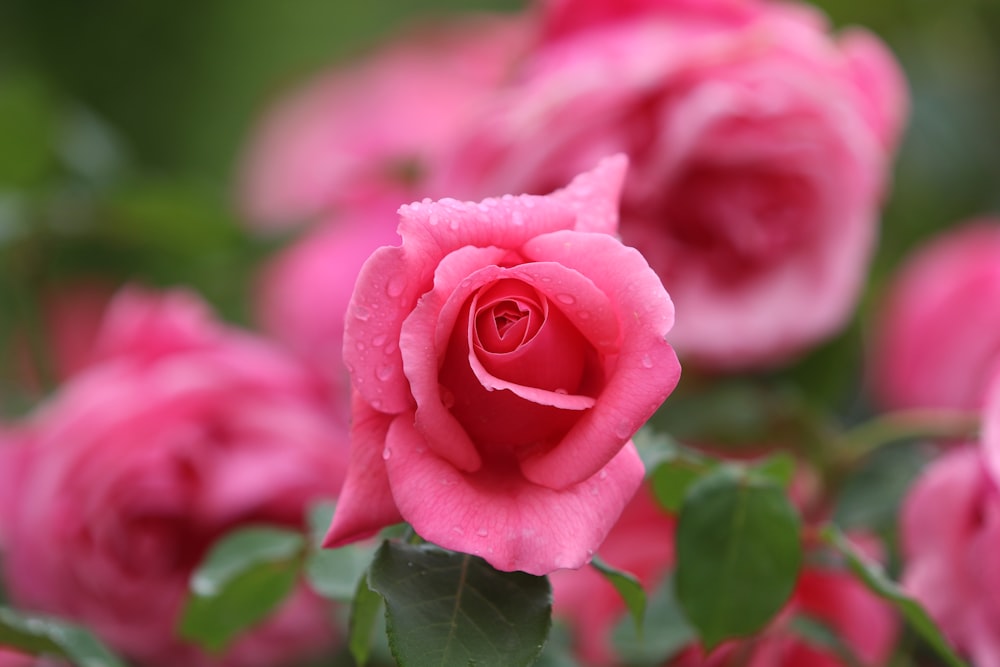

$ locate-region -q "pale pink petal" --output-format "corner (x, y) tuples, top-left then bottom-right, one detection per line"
(838, 28), (909, 152)
(983, 376), (1000, 487)
(323, 395), (401, 548)
(383, 415), (645, 575)
(518, 231), (680, 488)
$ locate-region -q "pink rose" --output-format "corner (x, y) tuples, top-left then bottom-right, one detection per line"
(553, 485), (896, 667)
(900, 444), (1000, 666)
(255, 201), (403, 399)
(323, 157), (681, 575)
(437, 0), (907, 368)
(870, 219), (1000, 411)
(0, 288), (349, 667)
(235, 14), (531, 231)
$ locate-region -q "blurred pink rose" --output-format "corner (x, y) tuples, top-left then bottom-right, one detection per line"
(553, 485), (896, 667)
(870, 219), (1000, 411)
(0, 288), (350, 667)
(438, 0), (907, 369)
(900, 443), (1000, 667)
(236, 14), (531, 231)
(324, 157), (681, 575)
(255, 200), (403, 399)
(0, 648), (33, 667)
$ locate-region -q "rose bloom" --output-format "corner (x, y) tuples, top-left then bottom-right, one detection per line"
(0, 288), (349, 667)
(902, 377), (1000, 667)
(236, 13), (531, 231)
(323, 157), (681, 574)
(870, 219), (1000, 412)
(553, 487), (896, 667)
(255, 201), (404, 400)
(436, 0), (907, 369)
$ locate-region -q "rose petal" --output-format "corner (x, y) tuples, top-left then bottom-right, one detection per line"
(518, 231), (680, 488)
(549, 154), (627, 234)
(323, 394), (401, 548)
(383, 415), (645, 575)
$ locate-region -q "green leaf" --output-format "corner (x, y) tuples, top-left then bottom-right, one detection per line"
(788, 615), (865, 667)
(304, 500), (377, 601)
(589, 555), (646, 630)
(0, 606), (126, 667)
(367, 541), (552, 667)
(675, 467), (802, 649)
(820, 525), (969, 667)
(612, 575), (695, 666)
(349, 575), (384, 667)
(749, 452), (796, 488)
(179, 526), (306, 653)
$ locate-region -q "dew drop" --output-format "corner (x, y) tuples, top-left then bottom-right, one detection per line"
(384, 340), (398, 355)
(449, 218), (460, 230)
(554, 388), (568, 395)
(641, 354), (654, 369)
(452, 526), (464, 535)
(577, 310), (591, 320)
(387, 275), (406, 298)
(353, 305), (371, 322)
(556, 293), (576, 305)
(355, 341), (367, 352)
(511, 211), (524, 226)
(540, 276), (553, 283)
(372, 333), (388, 347)
(614, 420), (632, 439)
(371, 398), (383, 410)
(524, 198), (536, 209)
(476, 527), (489, 537)
(382, 447), (392, 460)
(428, 211), (440, 226)
(440, 386), (456, 409)
(478, 202), (490, 213)
(598, 469), (608, 480)
(376, 364), (395, 381)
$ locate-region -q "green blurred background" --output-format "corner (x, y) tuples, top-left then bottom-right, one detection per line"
(1, 0), (998, 417)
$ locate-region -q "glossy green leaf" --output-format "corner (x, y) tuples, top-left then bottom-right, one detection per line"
(612, 575), (695, 666)
(750, 452), (796, 488)
(349, 575), (384, 667)
(367, 541), (552, 667)
(821, 525), (969, 667)
(179, 526), (306, 652)
(590, 555), (646, 629)
(0, 605), (126, 667)
(305, 501), (376, 601)
(675, 467), (802, 649)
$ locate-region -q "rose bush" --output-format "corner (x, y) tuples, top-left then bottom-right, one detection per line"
(436, 0), (907, 369)
(0, 288), (350, 667)
(236, 13), (530, 231)
(553, 481), (896, 667)
(323, 157), (681, 575)
(870, 219), (1000, 411)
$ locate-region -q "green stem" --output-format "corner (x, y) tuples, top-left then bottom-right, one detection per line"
(832, 409), (981, 469)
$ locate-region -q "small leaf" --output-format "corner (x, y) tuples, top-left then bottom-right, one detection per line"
(306, 545), (377, 601)
(675, 467), (802, 649)
(612, 575), (695, 666)
(367, 541), (552, 667)
(590, 555), (646, 629)
(349, 575), (384, 667)
(820, 525), (969, 667)
(749, 452), (796, 488)
(0, 605), (126, 667)
(788, 615), (865, 667)
(179, 526), (306, 652)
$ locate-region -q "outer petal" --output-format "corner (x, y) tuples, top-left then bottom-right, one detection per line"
(984, 376), (1000, 488)
(519, 231), (680, 488)
(549, 154), (627, 235)
(384, 416), (645, 575)
(323, 394), (401, 547)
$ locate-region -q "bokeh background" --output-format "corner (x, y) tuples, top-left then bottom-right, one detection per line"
(1, 0), (999, 419)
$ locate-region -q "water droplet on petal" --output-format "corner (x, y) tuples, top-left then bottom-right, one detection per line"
(556, 293), (576, 305)
(476, 527), (489, 537)
(511, 211), (524, 226)
(353, 305), (371, 322)
(598, 469), (608, 480)
(449, 219), (460, 230)
(382, 447), (392, 460)
(384, 340), (398, 355)
(428, 211), (439, 226)
(641, 354), (654, 369)
(372, 333), (388, 347)
(615, 420), (632, 439)
(387, 275), (406, 298)
(452, 526), (464, 535)
(371, 398), (383, 410)
(376, 364), (394, 381)
(554, 388), (568, 395)
(356, 341), (367, 352)
(578, 310), (591, 320)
